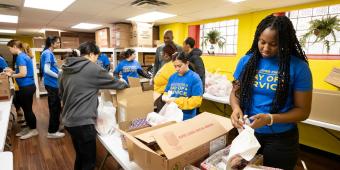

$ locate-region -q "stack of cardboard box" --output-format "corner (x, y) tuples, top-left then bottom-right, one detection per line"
(130, 22), (153, 48)
(111, 23), (131, 48)
(95, 28), (110, 48)
(60, 32), (80, 49)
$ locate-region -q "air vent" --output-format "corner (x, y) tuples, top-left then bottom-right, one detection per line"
(131, 0), (169, 6)
(0, 3), (19, 11)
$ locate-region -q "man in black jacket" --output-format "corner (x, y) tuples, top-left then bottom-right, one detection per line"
(183, 37), (205, 91)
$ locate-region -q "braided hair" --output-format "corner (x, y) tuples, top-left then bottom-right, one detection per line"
(237, 14), (308, 114)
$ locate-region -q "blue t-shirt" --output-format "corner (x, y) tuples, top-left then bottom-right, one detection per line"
(233, 54), (313, 134)
(96, 53), (110, 70)
(16, 52), (35, 87)
(41, 49), (59, 88)
(0, 56), (8, 72)
(165, 70), (203, 120)
(114, 59), (142, 83)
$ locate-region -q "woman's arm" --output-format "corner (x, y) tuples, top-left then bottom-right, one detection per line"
(250, 90), (312, 129)
(44, 63), (58, 78)
(230, 81), (244, 128)
(11, 66), (27, 78)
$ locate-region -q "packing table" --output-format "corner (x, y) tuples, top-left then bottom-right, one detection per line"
(0, 96), (13, 152)
(97, 131), (141, 170)
(0, 152), (13, 170)
(203, 93), (230, 113)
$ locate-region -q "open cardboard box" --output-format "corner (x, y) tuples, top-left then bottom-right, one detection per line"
(324, 67), (340, 88)
(120, 112), (233, 170)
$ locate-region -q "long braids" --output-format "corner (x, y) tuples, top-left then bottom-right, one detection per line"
(238, 14), (308, 114)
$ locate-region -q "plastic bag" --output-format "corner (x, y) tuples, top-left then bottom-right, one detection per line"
(96, 100), (117, 136)
(146, 102), (183, 126)
(205, 71), (232, 97)
(227, 125), (261, 163)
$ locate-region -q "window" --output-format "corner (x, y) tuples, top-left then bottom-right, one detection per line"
(199, 19), (238, 55)
(286, 4), (340, 55)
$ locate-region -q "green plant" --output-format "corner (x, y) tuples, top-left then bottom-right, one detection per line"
(203, 30), (226, 49)
(300, 16), (340, 53)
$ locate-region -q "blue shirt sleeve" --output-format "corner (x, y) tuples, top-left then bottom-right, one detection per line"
(102, 54), (110, 66)
(293, 61), (313, 91)
(0, 57), (8, 69)
(114, 62), (122, 74)
(233, 55), (252, 80)
(16, 55), (26, 66)
(44, 52), (54, 64)
(191, 75), (203, 96)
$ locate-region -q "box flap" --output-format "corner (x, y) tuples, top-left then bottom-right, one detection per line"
(128, 77), (141, 88)
(198, 112), (234, 131)
(134, 121), (176, 144)
(116, 87), (143, 101)
(119, 129), (157, 154)
(153, 114), (228, 159)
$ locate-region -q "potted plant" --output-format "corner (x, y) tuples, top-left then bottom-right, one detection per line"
(203, 30), (226, 55)
(300, 16), (340, 53)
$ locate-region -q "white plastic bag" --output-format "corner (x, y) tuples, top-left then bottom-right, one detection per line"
(96, 100), (117, 136)
(146, 102), (183, 126)
(227, 125), (261, 162)
(205, 71), (232, 97)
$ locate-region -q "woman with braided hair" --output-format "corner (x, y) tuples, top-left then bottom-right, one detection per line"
(230, 14), (313, 170)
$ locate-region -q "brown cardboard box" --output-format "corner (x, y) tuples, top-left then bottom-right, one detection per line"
(78, 32), (95, 44)
(144, 54), (155, 65)
(60, 31), (78, 37)
(96, 28), (110, 48)
(309, 89), (340, 125)
(112, 23), (131, 32)
(116, 77), (154, 123)
(130, 22), (153, 47)
(61, 37), (79, 48)
(0, 75), (10, 101)
(325, 67), (340, 88)
(45, 31), (59, 38)
(121, 112), (233, 170)
(111, 38), (130, 48)
(33, 38), (46, 48)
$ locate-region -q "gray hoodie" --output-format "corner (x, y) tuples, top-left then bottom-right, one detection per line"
(59, 57), (128, 127)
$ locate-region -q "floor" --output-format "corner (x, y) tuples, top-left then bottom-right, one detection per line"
(6, 96), (340, 170)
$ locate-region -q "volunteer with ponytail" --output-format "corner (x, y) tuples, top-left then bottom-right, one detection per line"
(163, 52), (203, 120)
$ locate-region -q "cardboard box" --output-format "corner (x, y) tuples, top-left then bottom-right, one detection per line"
(96, 28), (110, 48)
(116, 77), (154, 123)
(78, 32), (95, 44)
(144, 54), (155, 65)
(60, 31), (78, 37)
(130, 22), (153, 47)
(45, 31), (59, 38)
(0, 75), (10, 101)
(121, 112), (233, 170)
(309, 89), (340, 125)
(33, 38), (46, 48)
(112, 23), (131, 32)
(111, 38), (130, 48)
(325, 67), (340, 88)
(61, 37), (79, 48)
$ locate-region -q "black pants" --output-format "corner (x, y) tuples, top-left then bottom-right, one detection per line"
(17, 85), (36, 129)
(66, 125), (97, 170)
(255, 127), (299, 170)
(45, 85), (62, 133)
(13, 91), (21, 110)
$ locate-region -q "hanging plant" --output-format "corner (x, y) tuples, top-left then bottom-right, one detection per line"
(203, 30), (226, 49)
(300, 16), (340, 53)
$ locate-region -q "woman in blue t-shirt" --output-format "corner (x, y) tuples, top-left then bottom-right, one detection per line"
(163, 52), (203, 120)
(230, 15), (313, 170)
(114, 49), (151, 84)
(5, 40), (38, 140)
(40, 36), (65, 139)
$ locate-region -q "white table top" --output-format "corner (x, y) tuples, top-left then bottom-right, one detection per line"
(97, 132), (141, 170)
(0, 152), (13, 170)
(302, 119), (340, 131)
(203, 93), (230, 105)
(0, 96), (13, 152)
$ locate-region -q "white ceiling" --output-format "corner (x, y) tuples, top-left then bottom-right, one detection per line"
(0, 0), (323, 36)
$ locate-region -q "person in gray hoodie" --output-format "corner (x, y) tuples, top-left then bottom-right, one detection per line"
(59, 42), (128, 170)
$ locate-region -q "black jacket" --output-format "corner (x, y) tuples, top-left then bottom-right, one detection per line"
(187, 48), (205, 90)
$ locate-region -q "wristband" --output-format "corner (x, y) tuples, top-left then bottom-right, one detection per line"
(267, 114), (273, 126)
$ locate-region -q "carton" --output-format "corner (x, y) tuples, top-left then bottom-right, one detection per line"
(116, 77), (154, 123)
(325, 67), (340, 88)
(121, 112), (233, 170)
(33, 38), (46, 48)
(309, 89), (340, 125)
(0, 75), (10, 101)
(130, 22), (153, 47)
(95, 28), (110, 48)
(45, 31), (60, 38)
(61, 37), (79, 48)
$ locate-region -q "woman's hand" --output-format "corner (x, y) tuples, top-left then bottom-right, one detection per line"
(231, 107), (244, 129)
(249, 113), (271, 129)
(4, 68), (14, 76)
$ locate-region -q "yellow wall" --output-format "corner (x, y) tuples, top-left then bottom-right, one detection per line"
(159, 0), (340, 155)
(160, 0), (340, 90)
